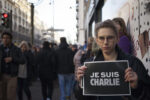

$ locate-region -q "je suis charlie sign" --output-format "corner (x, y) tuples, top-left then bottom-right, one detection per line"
(83, 60), (131, 96)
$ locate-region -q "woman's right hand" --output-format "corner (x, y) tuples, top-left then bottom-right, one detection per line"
(76, 66), (87, 82)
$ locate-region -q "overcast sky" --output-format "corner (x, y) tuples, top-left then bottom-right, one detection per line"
(102, 0), (126, 20)
(28, 0), (77, 43)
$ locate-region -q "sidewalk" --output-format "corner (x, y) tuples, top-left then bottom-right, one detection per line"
(29, 80), (76, 100)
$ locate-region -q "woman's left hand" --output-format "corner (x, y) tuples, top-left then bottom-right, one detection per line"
(125, 67), (138, 89)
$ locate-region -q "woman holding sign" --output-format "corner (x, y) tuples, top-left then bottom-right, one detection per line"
(76, 20), (150, 100)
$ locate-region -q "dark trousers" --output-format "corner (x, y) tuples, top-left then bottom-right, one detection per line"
(17, 78), (31, 100)
(40, 78), (53, 100)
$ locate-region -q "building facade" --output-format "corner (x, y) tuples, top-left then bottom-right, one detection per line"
(34, 11), (45, 45)
(76, 0), (104, 45)
(76, 0), (85, 45)
(0, 0), (45, 45)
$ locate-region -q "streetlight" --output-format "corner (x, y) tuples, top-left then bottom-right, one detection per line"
(28, 0), (43, 45)
(49, 0), (65, 42)
(49, 0), (55, 40)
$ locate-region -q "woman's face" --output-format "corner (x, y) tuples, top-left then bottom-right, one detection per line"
(96, 28), (118, 55)
(21, 44), (27, 52)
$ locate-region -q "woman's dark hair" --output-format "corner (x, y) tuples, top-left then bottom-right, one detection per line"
(60, 37), (67, 44)
(95, 19), (118, 37)
(112, 17), (130, 40)
(1, 31), (12, 39)
(43, 41), (50, 48)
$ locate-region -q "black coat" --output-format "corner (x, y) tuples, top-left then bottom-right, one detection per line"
(36, 47), (56, 80)
(55, 43), (74, 74)
(22, 51), (34, 80)
(78, 46), (150, 100)
(0, 44), (25, 77)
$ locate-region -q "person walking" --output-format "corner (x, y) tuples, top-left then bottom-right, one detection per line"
(55, 37), (74, 100)
(36, 41), (56, 100)
(17, 41), (33, 100)
(0, 31), (25, 100)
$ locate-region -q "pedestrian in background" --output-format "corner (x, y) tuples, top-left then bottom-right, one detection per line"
(113, 17), (133, 54)
(55, 37), (74, 100)
(36, 41), (56, 100)
(71, 44), (78, 77)
(74, 38), (96, 100)
(83, 41), (87, 51)
(0, 31), (25, 100)
(80, 37), (94, 64)
(31, 45), (41, 81)
(18, 41), (33, 100)
(27, 42), (36, 81)
(80, 43), (93, 64)
(70, 44), (78, 97)
(73, 46), (84, 80)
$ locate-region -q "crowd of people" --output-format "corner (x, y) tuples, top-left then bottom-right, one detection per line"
(0, 17), (150, 100)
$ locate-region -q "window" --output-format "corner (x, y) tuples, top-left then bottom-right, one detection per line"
(0, 1), (2, 9)
(5, 1), (6, 8)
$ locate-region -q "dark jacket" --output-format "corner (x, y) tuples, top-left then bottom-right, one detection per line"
(22, 51), (34, 80)
(0, 47), (2, 78)
(36, 47), (56, 80)
(80, 49), (93, 64)
(0, 44), (25, 77)
(55, 43), (74, 74)
(78, 46), (150, 100)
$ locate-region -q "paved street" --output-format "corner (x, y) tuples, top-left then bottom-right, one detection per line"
(26, 80), (76, 100)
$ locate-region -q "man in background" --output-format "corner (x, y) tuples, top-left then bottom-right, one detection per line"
(0, 31), (25, 100)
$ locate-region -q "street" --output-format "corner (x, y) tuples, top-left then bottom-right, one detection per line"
(26, 80), (76, 100)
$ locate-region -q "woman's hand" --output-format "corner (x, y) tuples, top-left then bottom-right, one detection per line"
(125, 67), (138, 89)
(76, 66), (87, 82)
